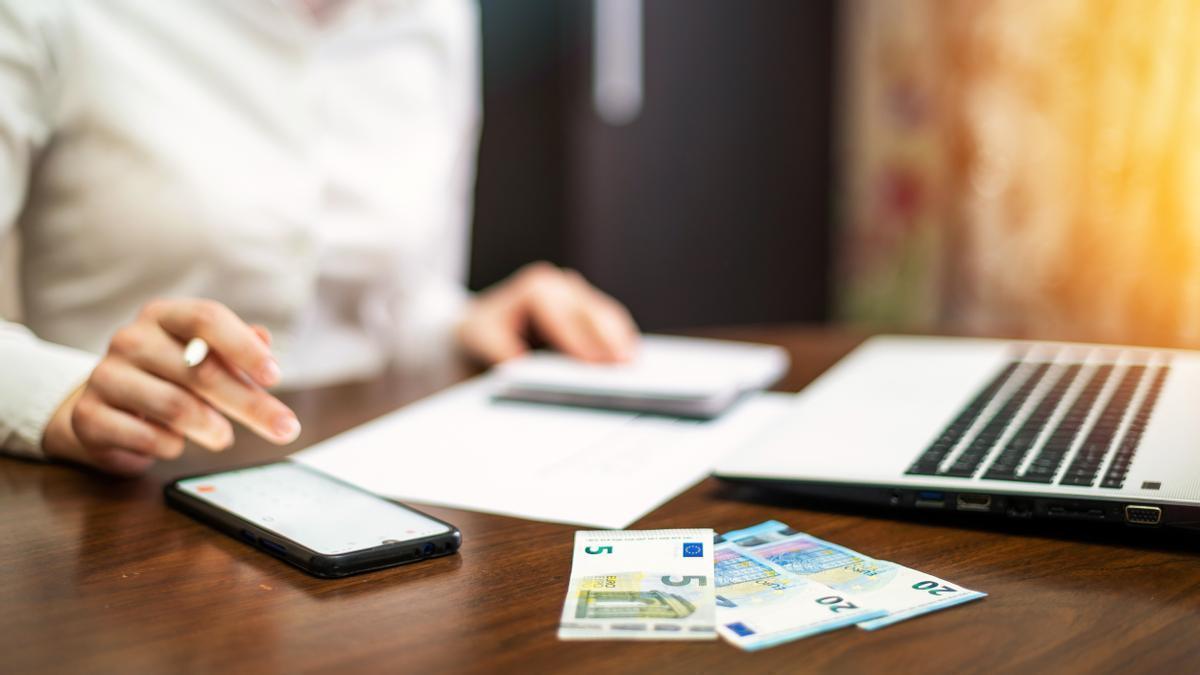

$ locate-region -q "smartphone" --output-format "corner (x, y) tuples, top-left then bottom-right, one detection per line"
(165, 461), (461, 578)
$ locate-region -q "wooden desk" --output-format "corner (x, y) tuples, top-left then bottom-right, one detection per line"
(3, 326), (1199, 673)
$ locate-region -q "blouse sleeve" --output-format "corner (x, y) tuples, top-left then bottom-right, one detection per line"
(389, 0), (479, 371)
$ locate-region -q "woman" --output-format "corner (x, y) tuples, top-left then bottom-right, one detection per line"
(0, 1), (637, 476)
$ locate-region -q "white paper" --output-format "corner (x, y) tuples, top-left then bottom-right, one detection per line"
(495, 335), (790, 400)
(290, 376), (794, 528)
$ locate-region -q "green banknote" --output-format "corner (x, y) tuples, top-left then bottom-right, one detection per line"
(558, 529), (716, 640)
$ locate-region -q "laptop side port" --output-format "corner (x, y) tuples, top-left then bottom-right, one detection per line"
(1046, 503), (1106, 520)
(1124, 505), (1162, 525)
(914, 491), (946, 508)
(1006, 499), (1034, 519)
(1008, 497), (1036, 516)
(956, 494), (992, 512)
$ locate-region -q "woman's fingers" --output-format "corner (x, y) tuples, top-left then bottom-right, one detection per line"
(147, 299), (280, 388)
(458, 262), (641, 365)
(190, 354), (302, 444)
(88, 358), (234, 451)
(528, 282), (608, 361)
(86, 447), (158, 477)
(470, 326), (528, 364)
(529, 272), (639, 362)
(456, 301), (528, 364)
(45, 299), (294, 477)
(251, 324), (272, 346)
(121, 324), (300, 444)
(577, 305), (638, 361)
(558, 270), (638, 361)
(70, 390), (186, 460)
(573, 290), (639, 362)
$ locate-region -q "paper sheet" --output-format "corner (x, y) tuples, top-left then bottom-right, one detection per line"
(291, 376), (794, 528)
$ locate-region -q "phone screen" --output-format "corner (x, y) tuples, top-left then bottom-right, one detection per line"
(176, 462), (451, 555)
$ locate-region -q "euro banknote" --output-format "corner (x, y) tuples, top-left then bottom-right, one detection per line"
(558, 529), (717, 640)
(713, 538), (886, 650)
(722, 521), (985, 630)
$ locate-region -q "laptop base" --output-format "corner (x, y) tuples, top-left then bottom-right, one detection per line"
(716, 476), (1200, 533)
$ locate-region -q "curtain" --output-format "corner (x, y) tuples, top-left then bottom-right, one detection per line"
(838, 0), (1200, 347)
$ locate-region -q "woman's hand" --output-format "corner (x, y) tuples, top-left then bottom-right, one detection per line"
(41, 299), (301, 476)
(457, 262), (639, 364)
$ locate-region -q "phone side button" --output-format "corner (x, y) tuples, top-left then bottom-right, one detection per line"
(259, 538), (287, 556)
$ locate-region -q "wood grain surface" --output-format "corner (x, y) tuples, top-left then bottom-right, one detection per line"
(3, 326), (1198, 674)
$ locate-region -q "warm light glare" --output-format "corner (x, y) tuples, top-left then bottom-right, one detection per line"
(840, 0), (1200, 347)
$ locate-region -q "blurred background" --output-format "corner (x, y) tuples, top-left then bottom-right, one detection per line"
(471, 0), (835, 331)
(472, 0), (1200, 348)
(6, 0), (1197, 349)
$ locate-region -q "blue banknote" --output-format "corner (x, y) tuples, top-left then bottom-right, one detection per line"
(722, 521), (985, 630)
(714, 539), (885, 650)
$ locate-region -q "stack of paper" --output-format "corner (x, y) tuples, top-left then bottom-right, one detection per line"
(494, 335), (790, 418)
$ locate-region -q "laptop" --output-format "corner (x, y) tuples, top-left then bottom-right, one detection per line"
(714, 336), (1200, 531)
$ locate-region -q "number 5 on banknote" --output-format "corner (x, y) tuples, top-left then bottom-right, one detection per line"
(663, 576), (707, 587)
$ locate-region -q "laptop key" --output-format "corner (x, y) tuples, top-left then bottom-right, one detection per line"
(942, 363), (1051, 478)
(982, 364), (1082, 480)
(1059, 367), (1143, 488)
(1013, 365), (1113, 483)
(906, 361), (1021, 476)
(1098, 366), (1169, 489)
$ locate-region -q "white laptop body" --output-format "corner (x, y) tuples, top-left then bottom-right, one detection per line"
(715, 336), (1200, 530)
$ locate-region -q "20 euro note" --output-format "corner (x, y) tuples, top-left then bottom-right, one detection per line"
(713, 538), (886, 650)
(558, 529), (716, 640)
(723, 521), (985, 630)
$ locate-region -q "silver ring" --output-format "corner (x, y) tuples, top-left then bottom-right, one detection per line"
(183, 337), (210, 368)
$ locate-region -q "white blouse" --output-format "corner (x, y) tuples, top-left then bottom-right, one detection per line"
(0, 0), (480, 459)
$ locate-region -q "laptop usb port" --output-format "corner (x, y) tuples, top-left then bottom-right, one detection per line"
(915, 491), (945, 508)
(956, 494), (992, 512)
(1124, 505), (1162, 525)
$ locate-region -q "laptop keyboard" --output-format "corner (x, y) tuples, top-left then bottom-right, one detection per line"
(905, 351), (1172, 489)
(904, 362), (1022, 476)
(981, 364), (1082, 480)
(1015, 364), (1113, 484)
(942, 362), (1051, 477)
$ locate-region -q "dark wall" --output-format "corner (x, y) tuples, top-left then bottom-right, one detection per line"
(471, 1), (837, 330)
(470, 1), (569, 289)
